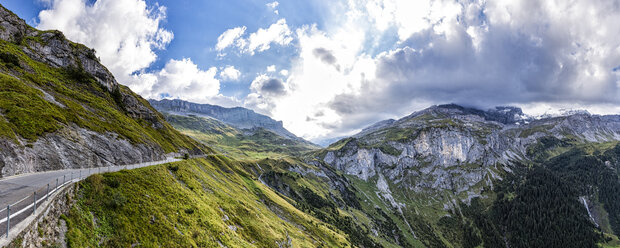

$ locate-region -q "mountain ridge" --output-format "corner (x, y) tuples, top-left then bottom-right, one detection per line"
(149, 99), (315, 146)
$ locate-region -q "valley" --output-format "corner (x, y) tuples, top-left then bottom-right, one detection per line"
(0, 2), (619, 248)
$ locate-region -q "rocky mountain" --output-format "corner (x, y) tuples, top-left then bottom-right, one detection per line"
(295, 103), (620, 247)
(322, 104), (619, 184)
(162, 112), (319, 159)
(0, 5), (205, 177)
(149, 99), (312, 144)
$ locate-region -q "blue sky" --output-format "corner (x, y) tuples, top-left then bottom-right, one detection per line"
(0, 0), (327, 99)
(1, 0), (619, 142)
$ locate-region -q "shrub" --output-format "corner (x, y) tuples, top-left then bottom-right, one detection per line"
(107, 190), (127, 209)
(0, 52), (20, 68)
(64, 65), (94, 83)
(86, 174), (104, 195)
(111, 86), (125, 109)
(85, 49), (98, 61)
(168, 164), (179, 172)
(105, 177), (120, 188)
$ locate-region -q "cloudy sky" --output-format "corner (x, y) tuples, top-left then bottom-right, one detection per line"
(2, 0), (620, 142)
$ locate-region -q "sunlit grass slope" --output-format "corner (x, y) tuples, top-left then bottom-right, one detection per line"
(63, 157), (351, 247)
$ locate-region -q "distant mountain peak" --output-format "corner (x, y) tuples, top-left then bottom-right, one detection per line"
(405, 103), (528, 125)
(535, 108), (591, 119)
(149, 99), (315, 145)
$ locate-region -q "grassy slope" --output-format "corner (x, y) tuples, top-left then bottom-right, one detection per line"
(0, 31), (203, 153)
(164, 113), (317, 160)
(64, 157), (350, 247)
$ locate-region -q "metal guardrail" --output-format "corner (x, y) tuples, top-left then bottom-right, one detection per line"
(0, 157), (178, 240)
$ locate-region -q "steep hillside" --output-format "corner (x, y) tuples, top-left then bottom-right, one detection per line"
(149, 99), (313, 144)
(0, 5), (206, 177)
(163, 113), (319, 159)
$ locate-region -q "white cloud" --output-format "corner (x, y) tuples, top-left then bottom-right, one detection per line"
(247, 19), (293, 53)
(266, 1), (279, 9)
(242, 22), (372, 140)
(241, 0), (620, 142)
(266, 1), (279, 15)
(215, 18), (293, 55)
(215, 26), (246, 51)
(128, 58), (225, 104)
(219, 65), (241, 81)
(279, 69), (289, 76)
(267, 65), (276, 72)
(37, 0), (173, 84)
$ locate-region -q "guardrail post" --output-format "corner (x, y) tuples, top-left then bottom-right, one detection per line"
(63, 175), (65, 184)
(56, 178), (58, 190)
(80, 170), (82, 180)
(6, 205), (9, 238)
(47, 184), (50, 200)
(33, 191), (37, 215)
(71, 172), (73, 181)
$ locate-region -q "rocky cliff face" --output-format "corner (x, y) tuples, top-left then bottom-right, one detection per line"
(320, 104), (620, 203)
(0, 126), (164, 176)
(150, 99), (311, 144)
(0, 5), (201, 177)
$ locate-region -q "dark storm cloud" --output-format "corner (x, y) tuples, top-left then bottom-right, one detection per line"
(325, 22), (620, 136)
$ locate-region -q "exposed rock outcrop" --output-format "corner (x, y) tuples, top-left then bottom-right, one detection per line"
(0, 125), (165, 177)
(1, 5), (115, 92)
